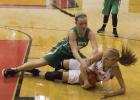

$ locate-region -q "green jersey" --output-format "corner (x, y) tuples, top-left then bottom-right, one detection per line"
(44, 26), (91, 67)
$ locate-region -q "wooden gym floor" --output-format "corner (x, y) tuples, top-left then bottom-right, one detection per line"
(0, 0), (140, 100)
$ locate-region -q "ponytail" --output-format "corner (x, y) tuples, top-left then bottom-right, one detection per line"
(119, 46), (137, 66)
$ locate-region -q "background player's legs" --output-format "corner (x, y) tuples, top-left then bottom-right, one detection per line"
(111, 0), (120, 37)
(97, 0), (112, 33)
(112, 14), (119, 37)
(97, 15), (110, 33)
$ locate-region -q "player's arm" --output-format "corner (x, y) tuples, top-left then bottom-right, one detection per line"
(69, 30), (91, 88)
(86, 52), (103, 66)
(68, 30), (83, 62)
(101, 65), (126, 99)
(88, 30), (98, 54)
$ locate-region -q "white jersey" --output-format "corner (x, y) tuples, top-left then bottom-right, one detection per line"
(67, 59), (113, 84)
(89, 61), (113, 81)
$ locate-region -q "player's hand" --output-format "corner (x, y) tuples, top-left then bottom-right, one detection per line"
(80, 59), (87, 67)
(81, 81), (92, 89)
(100, 89), (113, 99)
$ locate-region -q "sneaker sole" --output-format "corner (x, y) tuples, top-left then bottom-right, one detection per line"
(97, 31), (105, 33)
(2, 69), (6, 78)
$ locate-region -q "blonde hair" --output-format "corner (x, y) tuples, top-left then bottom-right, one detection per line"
(109, 46), (137, 66)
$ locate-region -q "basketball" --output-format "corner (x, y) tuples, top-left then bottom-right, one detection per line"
(79, 70), (97, 87)
(87, 70), (97, 86)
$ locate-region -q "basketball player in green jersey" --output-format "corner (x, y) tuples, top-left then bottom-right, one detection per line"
(2, 8), (98, 88)
(97, 0), (121, 37)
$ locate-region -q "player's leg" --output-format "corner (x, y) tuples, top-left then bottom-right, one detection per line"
(63, 59), (80, 70)
(111, 0), (120, 37)
(41, 69), (80, 85)
(97, 0), (112, 33)
(2, 58), (48, 78)
(97, 15), (110, 33)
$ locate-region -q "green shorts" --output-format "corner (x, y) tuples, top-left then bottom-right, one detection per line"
(44, 49), (85, 68)
(44, 48), (73, 68)
(102, 0), (120, 15)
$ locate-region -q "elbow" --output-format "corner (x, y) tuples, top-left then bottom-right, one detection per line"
(121, 88), (126, 95)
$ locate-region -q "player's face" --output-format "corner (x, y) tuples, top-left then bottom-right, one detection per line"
(76, 17), (87, 31)
(102, 50), (116, 67)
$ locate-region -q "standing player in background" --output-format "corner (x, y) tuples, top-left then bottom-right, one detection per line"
(97, 0), (121, 37)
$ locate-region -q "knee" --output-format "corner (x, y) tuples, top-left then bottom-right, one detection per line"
(34, 58), (48, 66)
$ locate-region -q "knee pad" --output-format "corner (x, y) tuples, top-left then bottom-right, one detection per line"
(45, 71), (63, 81)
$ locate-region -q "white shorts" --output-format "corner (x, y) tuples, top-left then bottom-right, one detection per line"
(69, 59), (80, 70)
(68, 70), (80, 84)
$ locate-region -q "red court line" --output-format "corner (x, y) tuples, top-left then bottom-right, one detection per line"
(0, 40), (29, 100)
